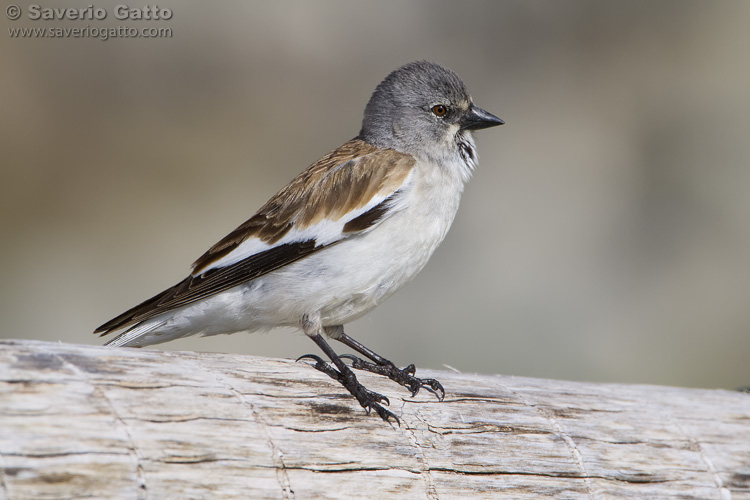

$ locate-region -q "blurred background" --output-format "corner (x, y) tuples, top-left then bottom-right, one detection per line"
(2, 1), (748, 390)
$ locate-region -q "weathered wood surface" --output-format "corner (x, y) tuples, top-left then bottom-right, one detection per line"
(1, 339), (748, 500)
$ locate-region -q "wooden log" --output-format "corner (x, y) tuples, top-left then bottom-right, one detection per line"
(0, 339), (748, 499)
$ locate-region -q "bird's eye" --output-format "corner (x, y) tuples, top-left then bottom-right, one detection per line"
(431, 104), (448, 117)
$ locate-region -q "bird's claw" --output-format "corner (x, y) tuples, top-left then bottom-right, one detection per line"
(298, 353), (399, 425)
(338, 355), (445, 401)
(297, 353), (326, 364)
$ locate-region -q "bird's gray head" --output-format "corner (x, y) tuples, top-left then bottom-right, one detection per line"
(359, 61), (503, 169)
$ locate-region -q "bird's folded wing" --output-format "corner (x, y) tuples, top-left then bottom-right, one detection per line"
(95, 139), (415, 335)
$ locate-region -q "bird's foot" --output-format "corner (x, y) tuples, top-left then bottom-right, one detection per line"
(297, 354), (399, 424)
(339, 354), (445, 400)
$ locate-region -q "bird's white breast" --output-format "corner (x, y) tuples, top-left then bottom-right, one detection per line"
(273, 157), (467, 327)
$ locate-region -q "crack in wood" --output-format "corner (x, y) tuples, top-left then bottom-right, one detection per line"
(125, 415), (255, 424)
(402, 403), (440, 500)
(2, 451), (132, 459)
(171, 354), (296, 500)
(424, 423), (544, 435)
(52, 352), (148, 500)
(281, 426), (352, 433)
(497, 383), (599, 500)
(159, 456), (249, 465)
(427, 467), (675, 484)
(0, 447), (9, 500)
(641, 393), (733, 500)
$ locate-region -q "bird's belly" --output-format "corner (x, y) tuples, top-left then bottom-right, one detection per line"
(265, 187), (461, 326)
(320, 218), (443, 325)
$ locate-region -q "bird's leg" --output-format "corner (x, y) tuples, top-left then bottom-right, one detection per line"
(330, 328), (445, 401)
(298, 329), (399, 424)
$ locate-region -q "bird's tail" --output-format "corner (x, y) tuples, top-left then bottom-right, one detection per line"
(102, 318), (169, 347)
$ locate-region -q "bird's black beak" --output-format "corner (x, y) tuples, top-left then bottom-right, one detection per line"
(460, 105), (504, 131)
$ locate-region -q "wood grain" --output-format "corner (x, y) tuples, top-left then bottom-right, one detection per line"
(1, 339), (748, 499)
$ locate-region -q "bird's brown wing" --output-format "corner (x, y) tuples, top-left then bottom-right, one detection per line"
(95, 139), (415, 336)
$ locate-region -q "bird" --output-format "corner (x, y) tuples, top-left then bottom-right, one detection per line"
(95, 61), (504, 423)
